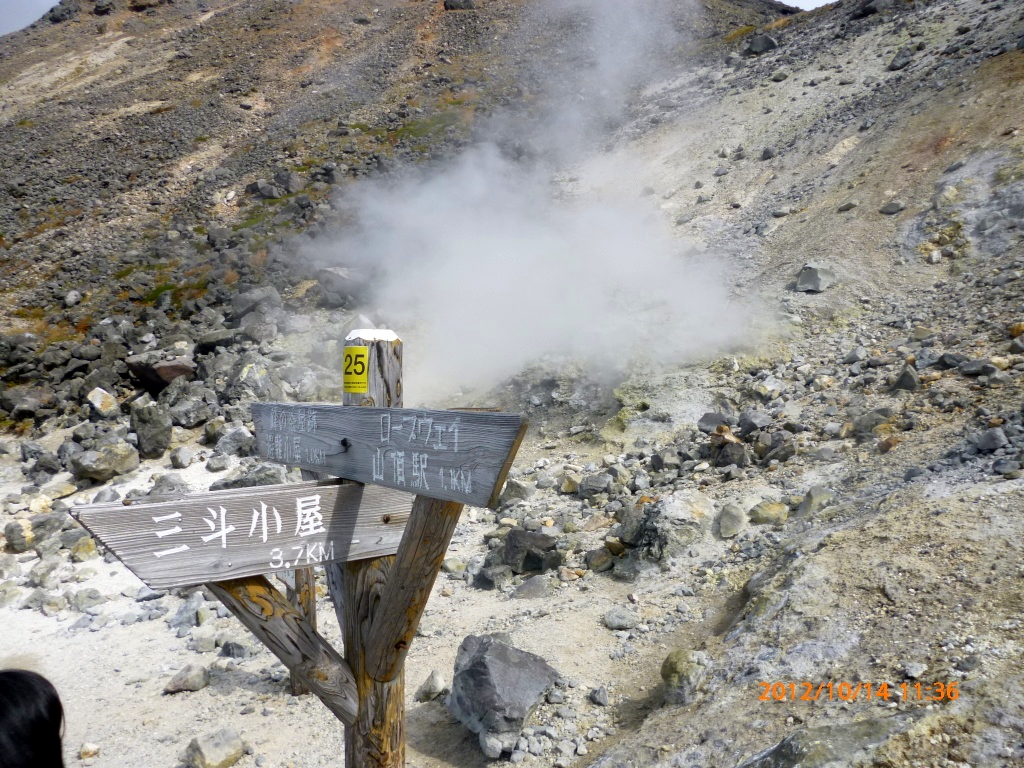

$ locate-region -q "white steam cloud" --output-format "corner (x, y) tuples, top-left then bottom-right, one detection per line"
(306, 0), (749, 399)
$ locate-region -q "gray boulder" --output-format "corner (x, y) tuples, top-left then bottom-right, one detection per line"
(70, 440), (139, 482)
(132, 401), (173, 459)
(85, 387), (120, 419)
(891, 365), (921, 392)
(795, 263), (836, 293)
(742, 34), (778, 56)
(127, 352), (196, 392)
(273, 169), (306, 195)
(232, 286), (282, 319)
(215, 426), (255, 457)
(500, 479), (536, 504)
(447, 635), (558, 758)
(737, 714), (916, 768)
(164, 664), (210, 694)
(4, 513), (65, 553)
(183, 728), (244, 768)
(501, 528), (561, 574)
(850, 0), (892, 19)
(887, 46), (914, 71)
(661, 649), (710, 705)
(444, 0), (475, 8)
(717, 503), (747, 538)
(415, 670), (449, 702)
(603, 606), (639, 630)
(208, 462), (287, 491)
(975, 428), (1009, 452)
(577, 473), (612, 499)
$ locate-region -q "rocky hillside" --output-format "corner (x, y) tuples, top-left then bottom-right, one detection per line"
(2, 0), (1024, 767)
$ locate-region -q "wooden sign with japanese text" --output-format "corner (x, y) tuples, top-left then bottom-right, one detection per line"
(251, 404), (526, 509)
(72, 480), (412, 589)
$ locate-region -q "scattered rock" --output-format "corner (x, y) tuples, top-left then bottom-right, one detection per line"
(86, 388), (120, 420)
(891, 365), (920, 392)
(742, 34), (778, 57)
(183, 728), (244, 768)
(70, 440), (140, 482)
(736, 715), (916, 768)
(887, 47), (914, 71)
(415, 669), (449, 702)
(603, 606), (639, 630)
(879, 200), (906, 215)
(132, 401), (173, 460)
(748, 501), (788, 525)
(661, 649), (710, 705)
(164, 664), (211, 694)
(215, 426), (255, 457)
(795, 263), (836, 293)
(717, 503), (747, 538)
(796, 486), (833, 517)
(170, 446), (197, 469)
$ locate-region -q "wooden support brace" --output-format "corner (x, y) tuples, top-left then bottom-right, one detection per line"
(287, 567), (317, 696)
(365, 496), (464, 683)
(207, 576), (358, 726)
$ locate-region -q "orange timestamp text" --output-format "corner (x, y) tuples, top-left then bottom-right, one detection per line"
(758, 681), (960, 703)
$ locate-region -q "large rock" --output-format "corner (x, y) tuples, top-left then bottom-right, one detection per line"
(208, 462), (287, 491)
(183, 728), (244, 768)
(223, 352), (284, 402)
(849, 0), (892, 19)
(623, 492), (714, 562)
(164, 664), (211, 694)
(70, 440), (140, 482)
(717, 503), (747, 538)
(231, 286), (281, 319)
(127, 352), (197, 393)
(501, 528), (561, 574)
(742, 34), (778, 56)
(500, 478), (536, 504)
(795, 263), (836, 293)
(447, 635), (558, 758)
(661, 649), (710, 705)
(132, 402), (173, 459)
(737, 714), (917, 768)
(603, 606), (639, 630)
(444, 0), (475, 8)
(887, 46), (914, 71)
(86, 387), (120, 419)
(215, 426), (255, 457)
(4, 513), (66, 553)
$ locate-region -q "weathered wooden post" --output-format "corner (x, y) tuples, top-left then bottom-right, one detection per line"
(332, 329), (407, 768)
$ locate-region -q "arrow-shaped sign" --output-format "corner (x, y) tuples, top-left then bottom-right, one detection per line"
(73, 480), (412, 589)
(251, 404), (526, 509)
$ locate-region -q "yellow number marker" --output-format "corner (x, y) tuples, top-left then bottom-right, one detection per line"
(343, 347), (369, 394)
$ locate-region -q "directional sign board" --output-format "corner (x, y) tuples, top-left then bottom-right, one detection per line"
(251, 404), (526, 509)
(73, 480), (413, 589)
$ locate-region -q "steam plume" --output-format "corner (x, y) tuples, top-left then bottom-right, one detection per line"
(305, 0), (748, 399)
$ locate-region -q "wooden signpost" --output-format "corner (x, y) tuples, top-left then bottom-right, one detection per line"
(72, 328), (526, 768)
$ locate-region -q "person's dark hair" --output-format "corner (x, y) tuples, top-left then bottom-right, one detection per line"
(0, 669), (66, 768)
